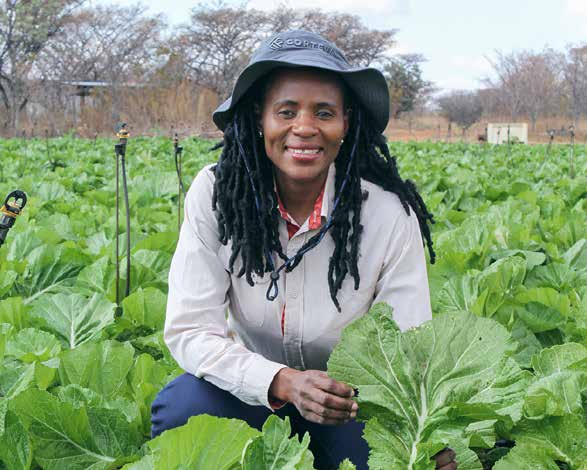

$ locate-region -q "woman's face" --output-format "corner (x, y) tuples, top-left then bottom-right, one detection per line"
(259, 68), (349, 187)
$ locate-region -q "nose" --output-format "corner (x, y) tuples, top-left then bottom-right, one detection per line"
(292, 111), (318, 137)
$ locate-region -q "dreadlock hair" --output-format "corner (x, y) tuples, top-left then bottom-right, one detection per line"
(211, 77), (435, 312)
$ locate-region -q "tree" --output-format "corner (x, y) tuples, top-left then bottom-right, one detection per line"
(382, 54), (432, 119)
(483, 49), (563, 130)
(437, 90), (483, 139)
(563, 44), (587, 125)
(482, 50), (525, 122)
(172, 2), (270, 100)
(171, 2), (397, 100)
(476, 87), (504, 116)
(292, 9), (396, 67)
(0, 0), (83, 131)
(39, 5), (164, 83)
(37, 4), (166, 122)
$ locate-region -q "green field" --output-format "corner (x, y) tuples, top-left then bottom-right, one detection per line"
(0, 137), (586, 469)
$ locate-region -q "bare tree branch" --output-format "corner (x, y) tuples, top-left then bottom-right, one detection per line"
(0, 0), (85, 130)
(437, 90), (483, 135)
(482, 49), (564, 130)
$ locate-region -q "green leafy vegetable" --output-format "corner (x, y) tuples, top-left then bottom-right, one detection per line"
(0, 410), (32, 470)
(58, 340), (135, 399)
(242, 415), (315, 469)
(523, 343), (587, 419)
(11, 388), (140, 470)
(1, 138), (585, 469)
(30, 292), (115, 348)
(327, 304), (526, 470)
(123, 415), (260, 470)
(493, 416), (587, 469)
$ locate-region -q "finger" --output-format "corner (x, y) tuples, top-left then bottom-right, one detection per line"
(302, 409), (348, 426)
(436, 449), (456, 466)
(303, 398), (355, 421)
(437, 462), (457, 470)
(308, 389), (358, 413)
(434, 448), (456, 466)
(314, 374), (355, 398)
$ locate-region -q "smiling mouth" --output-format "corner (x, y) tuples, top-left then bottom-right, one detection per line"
(285, 146), (323, 161)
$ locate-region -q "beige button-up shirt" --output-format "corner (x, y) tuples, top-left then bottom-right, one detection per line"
(164, 163), (432, 410)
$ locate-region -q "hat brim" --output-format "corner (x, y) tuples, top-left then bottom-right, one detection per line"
(212, 58), (389, 134)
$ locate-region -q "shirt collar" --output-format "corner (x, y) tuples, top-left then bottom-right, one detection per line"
(273, 162), (336, 229)
(321, 162), (336, 219)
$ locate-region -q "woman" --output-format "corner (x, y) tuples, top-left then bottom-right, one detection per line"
(152, 30), (456, 469)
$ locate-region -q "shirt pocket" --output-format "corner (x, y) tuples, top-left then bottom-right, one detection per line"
(229, 272), (271, 327)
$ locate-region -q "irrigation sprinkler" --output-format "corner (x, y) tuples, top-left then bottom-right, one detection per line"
(0, 191), (27, 248)
(569, 125), (575, 179)
(173, 133), (185, 232)
(114, 123), (132, 312)
(539, 129), (556, 174)
(546, 129), (555, 157)
(492, 127), (502, 157)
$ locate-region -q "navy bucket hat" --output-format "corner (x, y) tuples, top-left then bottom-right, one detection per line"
(212, 29), (390, 133)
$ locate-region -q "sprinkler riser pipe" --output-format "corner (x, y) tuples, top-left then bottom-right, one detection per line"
(115, 151), (120, 311)
(121, 154), (131, 298)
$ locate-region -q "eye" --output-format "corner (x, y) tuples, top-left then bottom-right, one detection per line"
(277, 109), (295, 118)
(317, 110), (334, 119)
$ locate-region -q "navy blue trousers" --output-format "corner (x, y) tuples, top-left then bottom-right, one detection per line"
(151, 372), (370, 470)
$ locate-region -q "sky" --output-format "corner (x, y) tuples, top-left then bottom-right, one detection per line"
(97, 0), (587, 92)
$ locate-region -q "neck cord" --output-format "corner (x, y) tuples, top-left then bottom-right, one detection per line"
(233, 112), (362, 303)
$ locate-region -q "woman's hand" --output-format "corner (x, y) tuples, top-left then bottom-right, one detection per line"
(433, 448), (457, 469)
(269, 368), (358, 425)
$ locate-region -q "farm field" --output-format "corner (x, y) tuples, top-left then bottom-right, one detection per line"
(0, 137), (586, 469)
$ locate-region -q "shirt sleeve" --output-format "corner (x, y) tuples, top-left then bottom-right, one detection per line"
(372, 206), (432, 332)
(164, 166), (288, 411)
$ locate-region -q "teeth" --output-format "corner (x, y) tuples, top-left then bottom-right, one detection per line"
(289, 148), (320, 154)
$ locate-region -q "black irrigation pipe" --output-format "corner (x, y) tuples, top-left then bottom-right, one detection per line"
(114, 123), (131, 313)
(538, 130), (556, 175)
(546, 130), (555, 159)
(0, 191), (27, 248)
(21, 129), (28, 155)
(569, 125), (575, 179)
(507, 124), (512, 161)
(173, 133), (185, 232)
(44, 129), (51, 162)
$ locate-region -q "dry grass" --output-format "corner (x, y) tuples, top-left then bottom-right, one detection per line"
(12, 81), (222, 139)
(8, 84), (587, 145)
(385, 114), (587, 145)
